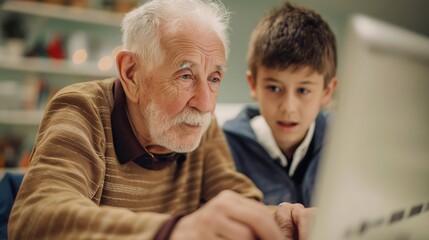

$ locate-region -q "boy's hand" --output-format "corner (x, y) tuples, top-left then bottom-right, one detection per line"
(170, 190), (283, 240)
(274, 202), (316, 240)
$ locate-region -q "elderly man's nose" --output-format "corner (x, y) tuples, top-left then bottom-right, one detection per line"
(188, 81), (216, 113)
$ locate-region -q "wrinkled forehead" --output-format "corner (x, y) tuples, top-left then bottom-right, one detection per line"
(160, 16), (227, 55)
(160, 26), (226, 65)
(178, 59), (227, 74)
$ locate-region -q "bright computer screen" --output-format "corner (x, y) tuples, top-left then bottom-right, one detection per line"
(309, 14), (429, 240)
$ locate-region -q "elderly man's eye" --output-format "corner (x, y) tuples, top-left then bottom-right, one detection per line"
(181, 74), (193, 80)
(209, 77), (221, 84)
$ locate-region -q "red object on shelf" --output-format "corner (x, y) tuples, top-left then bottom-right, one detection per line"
(46, 34), (65, 59)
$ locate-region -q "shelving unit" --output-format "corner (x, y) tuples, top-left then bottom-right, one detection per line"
(1, 1), (123, 27)
(0, 109), (43, 126)
(0, 57), (117, 78)
(0, 1), (125, 167)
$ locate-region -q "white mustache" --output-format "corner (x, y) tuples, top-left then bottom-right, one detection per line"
(173, 108), (212, 127)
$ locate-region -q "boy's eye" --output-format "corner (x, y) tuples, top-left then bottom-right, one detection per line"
(298, 88), (310, 94)
(267, 85), (281, 92)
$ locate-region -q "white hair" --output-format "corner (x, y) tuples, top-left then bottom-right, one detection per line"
(121, 0), (231, 72)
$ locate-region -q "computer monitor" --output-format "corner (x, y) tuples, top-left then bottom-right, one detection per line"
(309, 14), (429, 240)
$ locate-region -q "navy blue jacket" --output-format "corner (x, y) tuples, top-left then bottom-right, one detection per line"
(223, 106), (328, 207)
(0, 172), (24, 240)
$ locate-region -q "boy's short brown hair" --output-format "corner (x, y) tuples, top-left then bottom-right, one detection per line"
(246, 2), (337, 86)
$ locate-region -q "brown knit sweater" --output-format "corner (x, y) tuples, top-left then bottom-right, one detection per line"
(8, 78), (262, 239)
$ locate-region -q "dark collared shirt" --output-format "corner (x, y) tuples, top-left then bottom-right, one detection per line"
(111, 79), (185, 170)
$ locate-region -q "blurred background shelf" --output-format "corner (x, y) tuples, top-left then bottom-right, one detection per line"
(1, 0), (123, 27)
(0, 109), (43, 126)
(0, 0), (126, 168)
(0, 57), (117, 78)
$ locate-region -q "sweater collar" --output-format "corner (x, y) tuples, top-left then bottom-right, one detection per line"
(111, 79), (185, 170)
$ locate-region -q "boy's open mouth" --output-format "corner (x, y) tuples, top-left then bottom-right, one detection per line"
(278, 121), (298, 127)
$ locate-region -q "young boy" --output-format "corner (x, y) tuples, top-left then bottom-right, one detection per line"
(223, 2), (337, 207)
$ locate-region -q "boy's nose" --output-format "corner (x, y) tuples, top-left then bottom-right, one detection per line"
(279, 93), (297, 117)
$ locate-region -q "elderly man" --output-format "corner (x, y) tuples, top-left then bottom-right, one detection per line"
(9, 0), (313, 239)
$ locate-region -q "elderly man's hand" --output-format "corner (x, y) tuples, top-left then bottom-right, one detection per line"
(170, 190), (283, 240)
(274, 202), (316, 240)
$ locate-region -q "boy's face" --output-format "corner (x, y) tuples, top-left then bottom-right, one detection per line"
(247, 66), (337, 151)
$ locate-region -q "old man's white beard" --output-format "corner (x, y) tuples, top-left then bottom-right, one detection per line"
(143, 101), (212, 153)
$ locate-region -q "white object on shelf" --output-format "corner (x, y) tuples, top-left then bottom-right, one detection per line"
(1, 1), (123, 27)
(0, 109), (44, 126)
(4, 38), (26, 62)
(0, 57), (117, 78)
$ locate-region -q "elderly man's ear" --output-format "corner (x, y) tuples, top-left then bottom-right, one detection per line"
(116, 51), (139, 103)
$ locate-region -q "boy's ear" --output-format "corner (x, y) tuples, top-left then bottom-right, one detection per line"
(246, 70), (257, 100)
(322, 76), (338, 107)
(116, 50), (140, 103)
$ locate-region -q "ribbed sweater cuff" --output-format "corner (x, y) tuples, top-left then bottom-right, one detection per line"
(153, 214), (185, 240)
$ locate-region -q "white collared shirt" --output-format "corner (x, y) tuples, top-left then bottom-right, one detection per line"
(250, 115), (315, 176)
